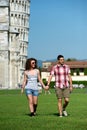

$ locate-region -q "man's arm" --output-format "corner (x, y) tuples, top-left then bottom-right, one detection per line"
(68, 73), (73, 92)
(47, 75), (53, 87)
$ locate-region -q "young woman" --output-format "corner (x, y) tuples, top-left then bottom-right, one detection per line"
(21, 58), (46, 116)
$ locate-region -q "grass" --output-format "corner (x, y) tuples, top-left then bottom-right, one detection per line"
(0, 88), (87, 130)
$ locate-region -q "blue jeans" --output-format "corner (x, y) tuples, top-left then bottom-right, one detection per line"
(25, 89), (39, 96)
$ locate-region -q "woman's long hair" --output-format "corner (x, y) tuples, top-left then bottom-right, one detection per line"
(25, 58), (37, 70)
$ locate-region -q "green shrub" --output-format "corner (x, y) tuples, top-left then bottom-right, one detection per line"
(84, 68), (87, 75)
(72, 81), (87, 87)
(46, 81), (87, 88)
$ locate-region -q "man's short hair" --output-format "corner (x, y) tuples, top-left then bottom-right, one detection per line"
(57, 55), (64, 60)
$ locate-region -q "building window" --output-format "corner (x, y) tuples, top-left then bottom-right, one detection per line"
(11, 35), (13, 42)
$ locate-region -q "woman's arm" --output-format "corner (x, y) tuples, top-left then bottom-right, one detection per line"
(21, 71), (27, 93)
(37, 69), (46, 89)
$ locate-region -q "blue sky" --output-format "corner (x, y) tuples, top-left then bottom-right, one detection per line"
(28, 0), (87, 61)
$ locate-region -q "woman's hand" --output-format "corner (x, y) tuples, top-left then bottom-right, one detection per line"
(21, 88), (24, 94)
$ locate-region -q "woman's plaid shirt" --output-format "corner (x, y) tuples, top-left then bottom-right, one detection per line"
(50, 64), (70, 89)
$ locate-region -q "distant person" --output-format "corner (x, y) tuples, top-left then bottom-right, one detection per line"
(46, 55), (73, 117)
(44, 89), (51, 95)
(21, 58), (47, 116)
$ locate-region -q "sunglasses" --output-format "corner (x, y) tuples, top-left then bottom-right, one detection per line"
(31, 62), (35, 64)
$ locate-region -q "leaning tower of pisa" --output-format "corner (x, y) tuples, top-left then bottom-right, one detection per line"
(0, 0), (30, 89)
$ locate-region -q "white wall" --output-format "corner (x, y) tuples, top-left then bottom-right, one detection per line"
(72, 76), (87, 81)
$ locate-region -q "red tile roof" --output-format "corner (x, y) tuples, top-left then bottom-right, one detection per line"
(42, 61), (87, 72)
(52, 61), (87, 68)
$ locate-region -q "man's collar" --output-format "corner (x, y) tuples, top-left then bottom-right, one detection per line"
(57, 64), (65, 67)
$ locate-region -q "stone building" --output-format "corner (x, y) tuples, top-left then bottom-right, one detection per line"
(0, 0), (30, 89)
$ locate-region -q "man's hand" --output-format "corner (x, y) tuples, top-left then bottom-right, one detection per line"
(70, 85), (73, 93)
(45, 85), (49, 90)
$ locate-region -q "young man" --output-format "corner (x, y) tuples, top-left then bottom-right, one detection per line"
(46, 55), (73, 117)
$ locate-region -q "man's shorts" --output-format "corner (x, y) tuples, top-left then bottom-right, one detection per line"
(55, 87), (70, 99)
(25, 89), (39, 96)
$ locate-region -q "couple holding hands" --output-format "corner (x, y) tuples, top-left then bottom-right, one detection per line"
(21, 55), (73, 117)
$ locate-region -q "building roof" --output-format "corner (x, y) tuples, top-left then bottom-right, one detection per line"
(52, 61), (87, 68)
(65, 61), (87, 68)
(42, 60), (87, 72)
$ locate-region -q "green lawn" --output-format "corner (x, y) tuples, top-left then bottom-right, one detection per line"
(0, 88), (87, 130)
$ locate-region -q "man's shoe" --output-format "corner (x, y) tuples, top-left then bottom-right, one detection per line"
(63, 111), (68, 116)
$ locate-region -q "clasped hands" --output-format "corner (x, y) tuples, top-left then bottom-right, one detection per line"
(44, 85), (49, 90)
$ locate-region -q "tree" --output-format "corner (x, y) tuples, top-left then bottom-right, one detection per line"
(76, 68), (79, 75)
(84, 68), (87, 75)
(66, 58), (77, 61)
